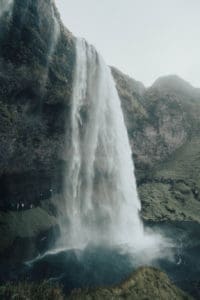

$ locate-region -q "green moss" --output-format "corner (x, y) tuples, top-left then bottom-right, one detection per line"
(0, 281), (64, 300)
(139, 136), (200, 222)
(0, 208), (57, 253)
(155, 136), (200, 186)
(68, 267), (193, 300)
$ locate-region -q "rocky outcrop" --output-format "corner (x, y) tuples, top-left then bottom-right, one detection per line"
(0, 207), (59, 263)
(0, 267), (193, 299)
(69, 267), (193, 300)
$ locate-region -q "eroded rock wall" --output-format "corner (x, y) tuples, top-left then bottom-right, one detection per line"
(0, 0), (75, 211)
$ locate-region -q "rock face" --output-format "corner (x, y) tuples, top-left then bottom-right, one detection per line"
(0, 0), (200, 261)
(112, 68), (200, 222)
(0, 1), (199, 299)
(112, 68), (200, 169)
(0, 0), (75, 260)
(0, 0), (74, 211)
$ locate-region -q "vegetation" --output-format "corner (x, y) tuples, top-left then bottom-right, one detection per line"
(0, 267), (193, 300)
(68, 267), (193, 300)
(0, 281), (64, 300)
(139, 136), (200, 222)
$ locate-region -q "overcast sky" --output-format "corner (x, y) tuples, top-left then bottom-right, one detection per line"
(56, 0), (200, 87)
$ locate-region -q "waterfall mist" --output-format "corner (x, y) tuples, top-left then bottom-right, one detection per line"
(56, 38), (167, 262)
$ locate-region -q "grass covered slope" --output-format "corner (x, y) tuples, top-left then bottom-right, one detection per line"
(0, 281), (64, 300)
(69, 267), (193, 300)
(0, 267), (193, 300)
(139, 135), (200, 222)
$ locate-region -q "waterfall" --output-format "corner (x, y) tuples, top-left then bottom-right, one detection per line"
(58, 38), (162, 253)
(41, 1), (60, 87)
(0, 0), (13, 18)
(48, 1), (60, 61)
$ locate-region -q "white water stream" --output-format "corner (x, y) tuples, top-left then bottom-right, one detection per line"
(58, 38), (165, 257)
(0, 0), (170, 270)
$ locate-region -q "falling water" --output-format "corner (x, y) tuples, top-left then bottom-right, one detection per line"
(57, 38), (165, 256)
(0, 0), (13, 18)
(48, 1), (60, 61)
(41, 0), (60, 87)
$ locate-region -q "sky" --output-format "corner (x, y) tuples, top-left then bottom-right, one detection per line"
(56, 0), (200, 87)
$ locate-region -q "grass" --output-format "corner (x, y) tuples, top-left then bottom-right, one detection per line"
(0, 281), (64, 300)
(139, 135), (200, 222)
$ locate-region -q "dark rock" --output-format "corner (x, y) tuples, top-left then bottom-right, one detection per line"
(0, 0), (75, 211)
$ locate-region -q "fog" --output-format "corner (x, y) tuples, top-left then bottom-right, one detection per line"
(56, 0), (200, 87)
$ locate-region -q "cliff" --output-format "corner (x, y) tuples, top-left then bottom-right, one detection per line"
(0, 0), (200, 261)
(0, 1), (199, 299)
(0, 0), (74, 210)
(0, 0), (75, 260)
(112, 68), (200, 222)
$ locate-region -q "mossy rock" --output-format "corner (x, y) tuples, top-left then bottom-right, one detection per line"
(0, 207), (58, 261)
(68, 267), (193, 300)
(139, 136), (200, 222)
(0, 281), (64, 300)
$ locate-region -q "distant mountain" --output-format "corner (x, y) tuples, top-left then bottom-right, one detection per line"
(152, 75), (200, 97)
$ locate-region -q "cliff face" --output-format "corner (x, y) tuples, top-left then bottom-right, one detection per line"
(112, 68), (200, 170)
(0, 0), (75, 259)
(112, 68), (200, 222)
(0, 0), (74, 211)
(0, 0), (200, 261)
